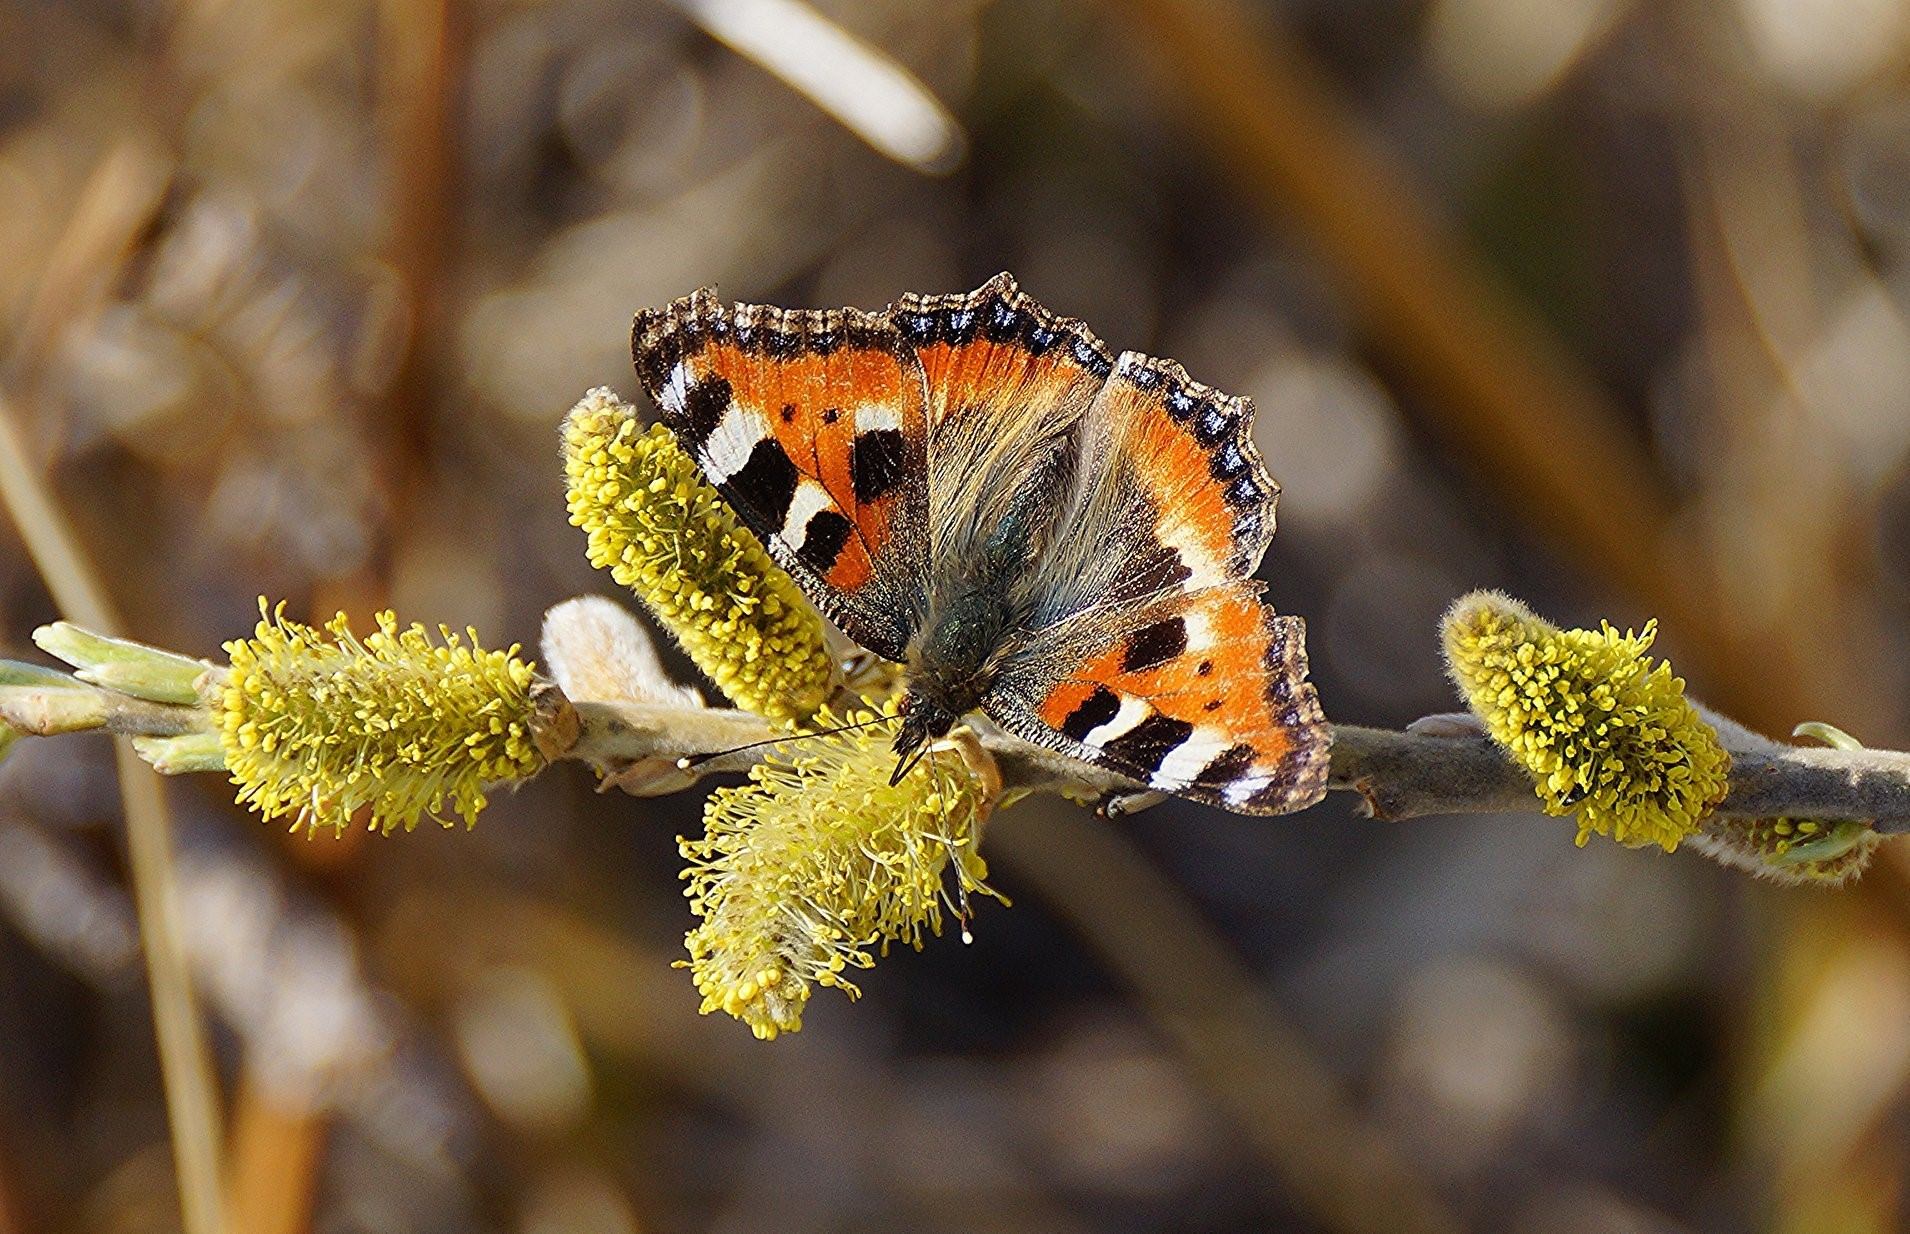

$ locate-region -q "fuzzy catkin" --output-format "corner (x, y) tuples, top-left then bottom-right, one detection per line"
(678, 709), (995, 1039)
(1443, 591), (1730, 851)
(563, 388), (834, 725)
(218, 603), (541, 836)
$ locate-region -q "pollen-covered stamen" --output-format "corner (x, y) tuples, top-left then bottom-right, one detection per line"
(562, 386), (836, 725)
(677, 704), (1002, 1040)
(216, 601), (544, 837)
(1441, 590), (1730, 852)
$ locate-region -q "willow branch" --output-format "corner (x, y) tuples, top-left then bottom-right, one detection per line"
(563, 701), (1910, 829)
(21, 687), (1910, 830)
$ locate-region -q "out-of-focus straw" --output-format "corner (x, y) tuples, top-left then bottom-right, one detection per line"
(0, 405), (227, 1234)
(671, 0), (965, 173)
(0, 139), (227, 1234)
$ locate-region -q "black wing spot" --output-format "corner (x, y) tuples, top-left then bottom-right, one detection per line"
(984, 298), (1020, 340)
(1113, 542), (1191, 601)
(821, 407), (840, 425)
(1192, 402), (1239, 445)
(679, 374), (732, 449)
(1073, 337), (1113, 378)
(780, 403), (796, 423)
(1121, 616), (1188, 673)
(944, 308), (978, 342)
(1103, 714), (1195, 775)
(897, 311), (936, 343)
(1061, 686), (1121, 742)
(1210, 442), (1249, 479)
(1196, 660), (1214, 676)
(852, 428), (908, 503)
(1194, 743), (1256, 787)
(795, 510), (853, 573)
(728, 439), (800, 527)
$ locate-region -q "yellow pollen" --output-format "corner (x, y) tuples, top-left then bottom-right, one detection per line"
(1442, 591), (1729, 852)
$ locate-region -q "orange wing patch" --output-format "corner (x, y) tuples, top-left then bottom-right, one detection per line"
(1093, 353), (1279, 589)
(1024, 584), (1327, 814)
(714, 332), (922, 592)
(633, 291), (929, 660)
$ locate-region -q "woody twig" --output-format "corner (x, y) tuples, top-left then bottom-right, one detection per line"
(17, 684), (1909, 831)
(562, 701), (1910, 829)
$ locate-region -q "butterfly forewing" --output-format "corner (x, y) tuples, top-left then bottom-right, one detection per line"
(886, 273), (1115, 579)
(1090, 351), (1279, 586)
(633, 291), (931, 661)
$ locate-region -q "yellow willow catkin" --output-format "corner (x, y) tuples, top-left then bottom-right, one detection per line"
(217, 602), (542, 836)
(563, 387), (834, 725)
(1442, 591), (1730, 852)
(678, 709), (998, 1040)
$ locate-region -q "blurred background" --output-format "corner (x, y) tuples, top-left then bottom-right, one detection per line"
(1, 0), (1909, 1230)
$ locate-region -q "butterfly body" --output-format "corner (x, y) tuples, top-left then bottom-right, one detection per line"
(633, 274), (1331, 815)
(894, 518), (1061, 773)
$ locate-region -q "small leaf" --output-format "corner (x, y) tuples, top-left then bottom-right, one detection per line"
(1793, 721), (1863, 751)
(32, 623), (210, 704)
(0, 659), (82, 689)
(132, 732), (228, 775)
(1768, 819), (1870, 868)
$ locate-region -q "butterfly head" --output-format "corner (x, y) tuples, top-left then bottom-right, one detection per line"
(891, 690), (958, 785)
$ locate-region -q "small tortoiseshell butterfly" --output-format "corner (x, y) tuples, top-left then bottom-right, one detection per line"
(632, 274), (1330, 815)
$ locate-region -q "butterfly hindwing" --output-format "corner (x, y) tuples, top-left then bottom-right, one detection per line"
(987, 582), (1330, 814)
(633, 289), (929, 660)
(1090, 350), (1278, 593)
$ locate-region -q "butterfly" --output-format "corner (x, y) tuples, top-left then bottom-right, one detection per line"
(631, 273), (1330, 815)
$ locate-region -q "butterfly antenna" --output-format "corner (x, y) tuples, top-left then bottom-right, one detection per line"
(920, 746), (977, 944)
(675, 713), (894, 771)
(887, 741), (933, 787)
